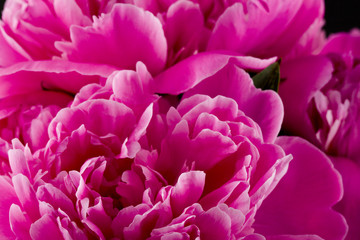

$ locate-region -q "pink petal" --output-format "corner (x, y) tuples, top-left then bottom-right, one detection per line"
(254, 137), (348, 240)
(321, 30), (360, 58)
(332, 157), (360, 240)
(53, 0), (92, 28)
(56, 4), (167, 74)
(12, 174), (40, 222)
(195, 206), (231, 240)
(29, 214), (63, 240)
(0, 60), (116, 97)
(9, 204), (31, 239)
(208, 0), (324, 58)
(266, 235), (323, 240)
(8, 149), (31, 179)
(154, 52), (275, 94)
(0, 176), (18, 239)
(0, 24), (30, 66)
(183, 61), (283, 143)
(164, 0), (206, 64)
(171, 171), (206, 216)
(279, 56), (333, 144)
(155, 119), (191, 184)
(190, 129), (237, 171)
(36, 183), (78, 220)
(112, 204), (150, 238)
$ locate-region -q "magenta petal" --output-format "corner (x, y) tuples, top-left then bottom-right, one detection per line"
(171, 171), (206, 216)
(0, 24), (30, 67)
(208, 0), (324, 58)
(9, 204), (31, 239)
(52, 0), (92, 28)
(154, 52), (275, 95)
(243, 234), (266, 240)
(0, 60), (116, 97)
(155, 120), (191, 184)
(279, 56), (333, 143)
(321, 30), (360, 58)
(332, 157), (360, 240)
(8, 149), (31, 179)
(29, 214), (63, 240)
(12, 174), (40, 222)
(112, 204), (150, 238)
(164, 0), (206, 64)
(254, 136), (348, 240)
(36, 183), (78, 220)
(9, 204), (31, 240)
(195, 206), (231, 240)
(183, 61), (283, 143)
(0, 176), (18, 239)
(266, 235), (323, 240)
(190, 129), (237, 170)
(56, 4), (167, 74)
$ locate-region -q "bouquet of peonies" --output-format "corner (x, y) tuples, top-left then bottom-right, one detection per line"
(0, 0), (357, 239)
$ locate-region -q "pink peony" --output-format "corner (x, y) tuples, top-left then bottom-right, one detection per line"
(0, 57), (347, 239)
(1, 0), (324, 69)
(0, 0), (349, 239)
(279, 30), (360, 239)
(0, 0), (327, 155)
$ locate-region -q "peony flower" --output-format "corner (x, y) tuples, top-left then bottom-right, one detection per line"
(0, 0), (327, 154)
(279, 30), (360, 239)
(0, 56), (348, 239)
(1, 0), (324, 69)
(0, 0), (349, 238)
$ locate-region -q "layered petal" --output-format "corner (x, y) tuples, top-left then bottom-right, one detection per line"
(208, 0), (324, 58)
(56, 4), (167, 74)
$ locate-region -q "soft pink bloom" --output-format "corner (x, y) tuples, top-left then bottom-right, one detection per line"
(279, 30), (360, 239)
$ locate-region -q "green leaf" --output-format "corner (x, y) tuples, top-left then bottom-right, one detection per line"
(251, 60), (280, 92)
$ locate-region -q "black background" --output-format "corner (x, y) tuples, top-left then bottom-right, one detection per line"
(0, 0), (359, 35)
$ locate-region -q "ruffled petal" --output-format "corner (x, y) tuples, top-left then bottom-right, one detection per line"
(56, 4), (167, 74)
